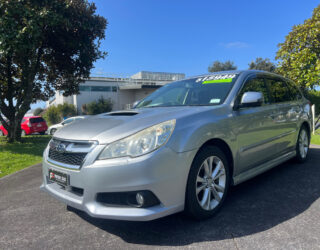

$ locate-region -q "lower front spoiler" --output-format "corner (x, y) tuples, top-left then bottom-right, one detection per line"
(40, 183), (183, 221)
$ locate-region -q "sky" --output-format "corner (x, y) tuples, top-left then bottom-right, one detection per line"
(31, 0), (319, 109)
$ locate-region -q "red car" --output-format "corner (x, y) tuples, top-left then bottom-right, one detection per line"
(0, 116), (48, 136)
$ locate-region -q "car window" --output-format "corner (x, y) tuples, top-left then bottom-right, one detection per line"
(266, 78), (292, 103)
(149, 87), (188, 106)
(237, 77), (270, 105)
(285, 80), (303, 100)
(30, 117), (45, 123)
(63, 118), (74, 124)
(136, 74), (238, 108)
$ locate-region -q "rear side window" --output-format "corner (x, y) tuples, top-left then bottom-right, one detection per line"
(285, 80), (302, 100)
(266, 78), (292, 103)
(30, 117), (45, 123)
(238, 77), (271, 105)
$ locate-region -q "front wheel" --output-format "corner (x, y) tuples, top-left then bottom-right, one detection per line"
(185, 145), (230, 220)
(295, 126), (310, 163)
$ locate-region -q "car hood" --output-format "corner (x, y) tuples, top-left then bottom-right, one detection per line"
(53, 106), (219, 144)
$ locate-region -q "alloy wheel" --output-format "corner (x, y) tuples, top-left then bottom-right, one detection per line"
(298, 129), (309, 159)
(195, 156), (226, 211)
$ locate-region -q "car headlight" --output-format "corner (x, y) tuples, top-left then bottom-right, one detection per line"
(98, 119), (176, 160)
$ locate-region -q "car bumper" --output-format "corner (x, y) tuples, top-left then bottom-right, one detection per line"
(40, 146), (197, 221)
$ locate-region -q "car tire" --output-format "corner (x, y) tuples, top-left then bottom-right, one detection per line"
(50, 128), (57, 135)
(21, 130), (26, 136)
(295, 125), (310, 163)
(185, 145), (230, 220)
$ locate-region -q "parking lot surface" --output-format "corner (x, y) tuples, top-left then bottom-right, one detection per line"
(1, 146), (320, 250)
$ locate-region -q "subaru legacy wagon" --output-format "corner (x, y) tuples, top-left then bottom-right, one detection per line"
(40, 70), (311, 221)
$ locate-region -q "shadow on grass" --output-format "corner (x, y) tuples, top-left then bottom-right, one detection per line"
(69, 147), (320, 247)
(0, 135), (51, 158)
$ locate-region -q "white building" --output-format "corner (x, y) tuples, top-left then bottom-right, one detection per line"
(46, 71), (185, 113)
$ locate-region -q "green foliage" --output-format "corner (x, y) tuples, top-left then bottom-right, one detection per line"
(57, 103), (77, 118)
(307, 90), (320, 115)
(85, 97), (113, 115)
(311, 134), (320, 145)
(208, 60), (237, 72)
(43, 106), (61, 126)
(276, 5), (320, 90)
(0, 135), (51, 178)
(0, 0), (107, 142)
(248, 57), (276, 72)
(43, 103), (77, 125)
(33, 107), (44, 116)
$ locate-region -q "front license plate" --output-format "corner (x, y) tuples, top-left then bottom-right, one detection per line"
(49, 169), (69, 186)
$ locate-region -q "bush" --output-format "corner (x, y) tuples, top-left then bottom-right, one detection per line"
(43, 106), (61, 126)
(85, 97), (113, 115)
(43, 103), (77, 126)
(57, 103), (77, 118)
(307, 90), (320, 115)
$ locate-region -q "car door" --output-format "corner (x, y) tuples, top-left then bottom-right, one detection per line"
(232, 75), (279, 173)
(266, 77), (302, 154)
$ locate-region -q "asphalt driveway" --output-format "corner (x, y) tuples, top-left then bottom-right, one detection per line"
(1, 146), (320, 250)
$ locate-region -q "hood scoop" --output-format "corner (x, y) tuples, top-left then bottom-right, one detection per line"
(106, 111), (139, 116)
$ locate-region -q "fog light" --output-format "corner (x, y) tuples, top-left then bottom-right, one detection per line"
(136, 192), (144, 207)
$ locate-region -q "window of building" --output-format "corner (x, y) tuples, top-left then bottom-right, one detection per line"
(91, 86), (111, 92)
(79, 86), (91, 91)
(79, 85), (117, 92)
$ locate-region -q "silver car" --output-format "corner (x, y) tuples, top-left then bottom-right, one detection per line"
(48, 116), (88, 135)
(40, 70), (311, 221)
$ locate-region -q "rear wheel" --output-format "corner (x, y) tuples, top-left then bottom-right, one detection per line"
(295, 125), (310, 163)
(185, 145), (230, 220)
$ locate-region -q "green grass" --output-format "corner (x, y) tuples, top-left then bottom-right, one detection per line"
(0, 135), (51, 178)
(311, 133), (320, 145)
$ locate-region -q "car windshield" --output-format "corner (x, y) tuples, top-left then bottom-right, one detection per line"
(136, 74), (238, 108)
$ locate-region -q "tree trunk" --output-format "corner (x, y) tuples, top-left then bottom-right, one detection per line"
(7, 117), (22, 143)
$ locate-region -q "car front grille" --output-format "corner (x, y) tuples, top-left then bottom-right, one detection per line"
(48, 149), (87, 166)
(48, 139), (97, 168)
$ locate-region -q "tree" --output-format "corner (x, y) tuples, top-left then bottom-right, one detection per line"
(208, 60), (237, 72)
(33, 107), (44, 116)
(86, 97), (113, 115)
(0, 0), (107, 142)
(248, 57), (276, 72)
(276, 4), (320, 90)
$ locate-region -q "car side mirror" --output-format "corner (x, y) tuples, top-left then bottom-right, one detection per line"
(132, 100), (141, 109)
(236, 91), (264, 109)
